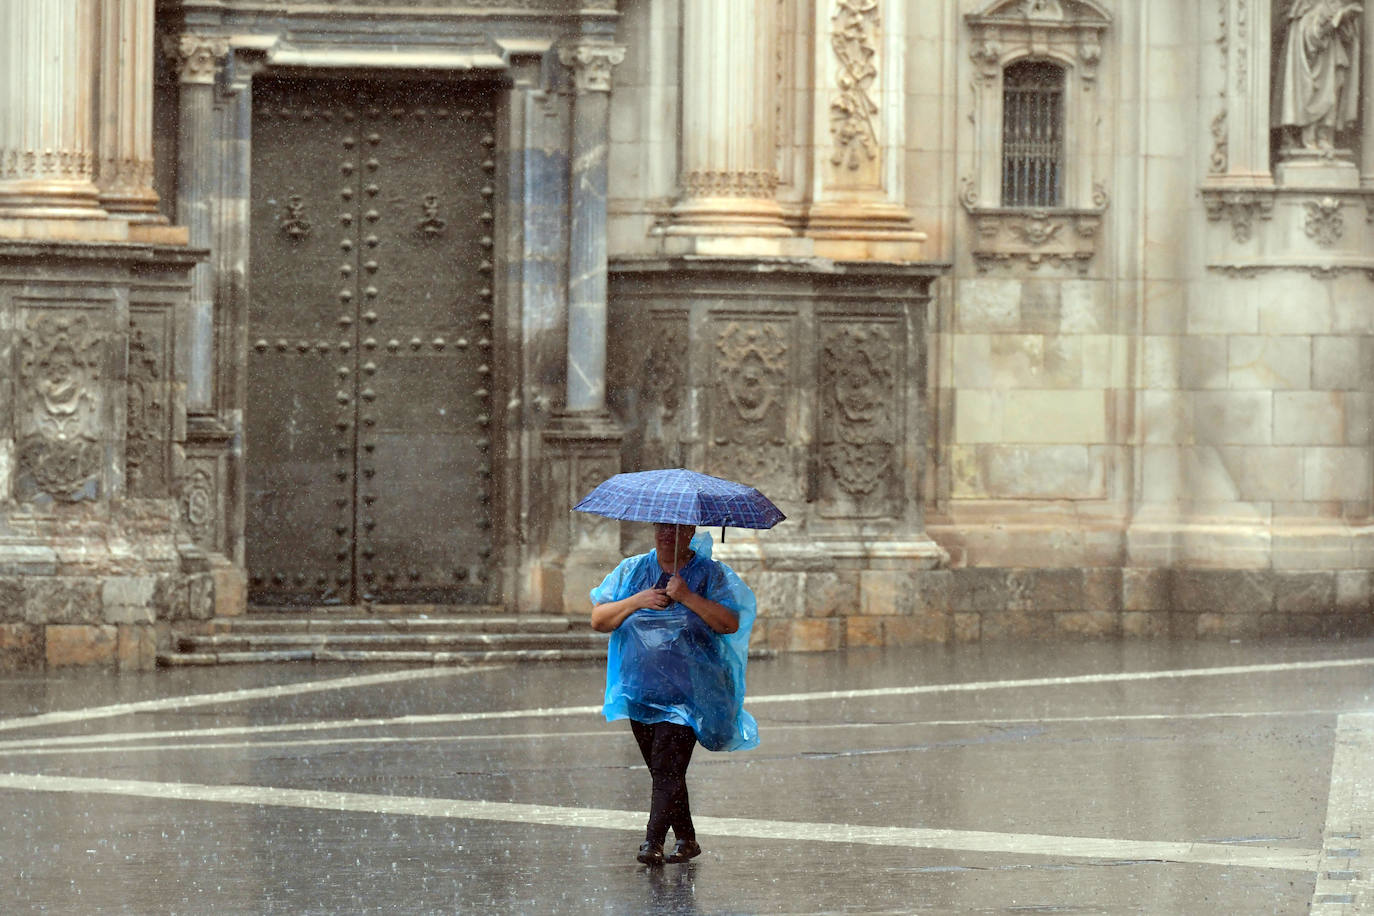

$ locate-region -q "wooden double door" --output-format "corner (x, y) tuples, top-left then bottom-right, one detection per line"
(246, 77), (498, 605)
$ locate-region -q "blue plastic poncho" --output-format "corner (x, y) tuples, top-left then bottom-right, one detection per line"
(591, 531), (759, 752)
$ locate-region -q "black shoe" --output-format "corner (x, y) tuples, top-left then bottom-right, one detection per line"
(636, 841), (665, 866)
(665, 839), (701, 864)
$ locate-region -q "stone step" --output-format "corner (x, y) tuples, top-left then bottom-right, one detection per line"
(246, 604), (507, 616)
(217, 616), (579, 635)
(176, 631), (610, 654)
(157, 647), (609, 667)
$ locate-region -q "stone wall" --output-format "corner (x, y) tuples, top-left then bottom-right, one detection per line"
(0, 239), (236, 672)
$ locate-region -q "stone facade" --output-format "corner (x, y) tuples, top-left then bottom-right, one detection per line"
(3, 0), (1371, 669)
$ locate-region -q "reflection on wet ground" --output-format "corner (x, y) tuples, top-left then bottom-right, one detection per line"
(0, 638), (1370, 914)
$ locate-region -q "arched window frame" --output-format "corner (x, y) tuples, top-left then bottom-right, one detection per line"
(961, 0), (1111, 272)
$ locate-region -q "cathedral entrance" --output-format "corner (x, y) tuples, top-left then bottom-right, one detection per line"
(246, 77), (498, 605)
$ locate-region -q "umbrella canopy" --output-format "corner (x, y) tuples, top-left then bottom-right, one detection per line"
(573, 468), (786, 529)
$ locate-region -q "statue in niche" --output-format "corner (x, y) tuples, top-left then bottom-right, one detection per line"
(1273, 0), (1363, 154)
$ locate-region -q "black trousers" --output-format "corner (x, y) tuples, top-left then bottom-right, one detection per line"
(630, 719), (697, 846)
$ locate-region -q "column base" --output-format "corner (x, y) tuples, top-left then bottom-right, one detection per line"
(0, 180), (106, 220)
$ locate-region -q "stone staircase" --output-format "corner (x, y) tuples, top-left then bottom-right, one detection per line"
(158, 605), (610, 666)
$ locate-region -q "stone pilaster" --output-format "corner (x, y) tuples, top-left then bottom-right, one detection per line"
(0, 0), (103, 219)
(164, 34), (229, 412)
(96, 0), (162, 220)
(1364, 4), (1374, 188)
(667, 0), (789, 239)
(559, 43), (624, 413)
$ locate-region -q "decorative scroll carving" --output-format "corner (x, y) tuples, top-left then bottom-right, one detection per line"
(819, 322), (899, 513)
(181, 465), (216, 549)
(709, 319), (792, 496)
(1305, 197), (1346, 246)
(1202, 188), (1276, 242)
(126, 320), (169, 497)
(17, 313), (103, 502)
(163, 34), (230, 85)
(829, 0), (882, 171)
(558, 43), (626, 94)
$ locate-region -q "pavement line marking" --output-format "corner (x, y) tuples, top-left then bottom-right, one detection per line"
(2, 656), (1369, 751)
(0, 709), (1347, 758)
(0, 771), (1320, 873)
(1311, 713), (1374, 914)
(744, 657), (1374, 706)
(0, 665), (499, 734)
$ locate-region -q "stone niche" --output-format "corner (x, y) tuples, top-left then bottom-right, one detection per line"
(607, 256), (948, 651)
(0, 240), (235, 672)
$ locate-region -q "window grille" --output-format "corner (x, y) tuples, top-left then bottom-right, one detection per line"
(1001, 60), (1065, 208)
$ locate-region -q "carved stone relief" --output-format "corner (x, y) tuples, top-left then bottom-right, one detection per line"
(818, 321), (900, 516)
(709, 319), (794, 497)
(126, 314), (170, 498)
(829, 0), (882, 172)
(17, 312), (104, 502)
(181, 464), (217, 550)
(1272, 0), (1363, 158)
(1203, 189), (1276, 242)
(1305, 197), (1346, 246)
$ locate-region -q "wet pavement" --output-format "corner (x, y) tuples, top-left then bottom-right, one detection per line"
(0, 638), (1371, 914)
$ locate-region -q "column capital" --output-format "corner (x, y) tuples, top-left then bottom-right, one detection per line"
(163, 34), (230, 85)
(557, 43), (626, 94)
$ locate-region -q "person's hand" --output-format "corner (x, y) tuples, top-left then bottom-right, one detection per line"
(637, 587), (670, 611)
(664, 574), (694, 603)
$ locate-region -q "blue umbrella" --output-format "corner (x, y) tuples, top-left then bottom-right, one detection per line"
(573, 468), (786, 529)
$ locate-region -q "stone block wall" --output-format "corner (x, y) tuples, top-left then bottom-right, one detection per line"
(739, 565), (1372, 652)
(0, 239), (237, 672)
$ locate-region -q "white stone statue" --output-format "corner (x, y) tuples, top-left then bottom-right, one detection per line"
(1273, 0), (1363, 153)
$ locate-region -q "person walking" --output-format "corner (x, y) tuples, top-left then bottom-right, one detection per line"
(590, 521), (759, 866)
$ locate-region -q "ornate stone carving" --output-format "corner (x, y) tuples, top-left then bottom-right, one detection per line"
(558, 43), (626, 94)
(181, 465), (216, 549)
(17, 313), (104, 502)
(829, 0), (882, 171)
(1202, 188), (1276, 242)
(163, 34), (229, 85)
(126, 320), (169, 497)
(1305, 196), (1346, 246)
(961, 179), (1109, 272)
(648, 315), (688, 423)
(709, 319), (792, 495)
(819, 322), (899, 512)
(680, 169), (781, 200)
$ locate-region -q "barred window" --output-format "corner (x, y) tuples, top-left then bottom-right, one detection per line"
(1001, 60), (1065, 208)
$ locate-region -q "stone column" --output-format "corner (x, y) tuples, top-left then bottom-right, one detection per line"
(559, 43), (625, 413)
(97, 0), (162, 220)
(165, 35), (228, 412)
(667, 0), (789, 237)
(1364, 4), (1374, 187)
(0, 0), (103, 219)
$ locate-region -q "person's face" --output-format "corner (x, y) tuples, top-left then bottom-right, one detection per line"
(653, 523), (696, 555)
